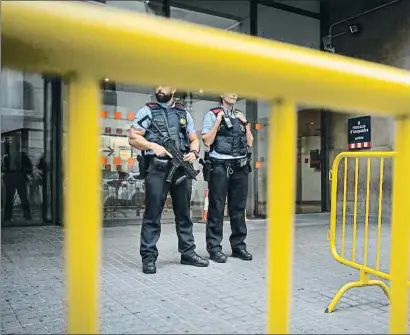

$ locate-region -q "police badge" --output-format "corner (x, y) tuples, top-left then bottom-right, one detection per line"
(180, 117), (187, 126)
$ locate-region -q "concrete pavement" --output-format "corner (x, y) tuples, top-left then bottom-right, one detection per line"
(1, 214), (405, 334)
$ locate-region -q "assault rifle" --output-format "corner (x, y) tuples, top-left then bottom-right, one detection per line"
(138, 116), (199, 185)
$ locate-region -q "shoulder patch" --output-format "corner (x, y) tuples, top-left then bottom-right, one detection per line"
(146, 102), (161, 110)
(174, 102), (186, 111)
(210, 107), (223, 114)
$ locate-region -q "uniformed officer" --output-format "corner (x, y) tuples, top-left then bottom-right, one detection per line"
(201, 93), (254, 263)
(128, 86), (209, 274)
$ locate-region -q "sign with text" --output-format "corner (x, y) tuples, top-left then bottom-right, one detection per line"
(347, 115), (372, 150)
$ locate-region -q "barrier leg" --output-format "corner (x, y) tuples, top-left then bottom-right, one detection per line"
(267, 99), (297, 334)
(65, 75), (102, 334)
(325, 278), (391, 313)
(389, 117), (410, 334)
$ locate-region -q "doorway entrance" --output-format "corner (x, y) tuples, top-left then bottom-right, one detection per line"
(296, 108), (322, 213)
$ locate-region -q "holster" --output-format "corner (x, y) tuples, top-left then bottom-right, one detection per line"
(152, 157), (170, 172)
(137, 153), (150, 178)
(203, 162), (211, 182)
(201, 151), (211, 182)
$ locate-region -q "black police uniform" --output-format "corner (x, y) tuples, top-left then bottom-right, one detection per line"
(205, 107), (252, 263)
(139, 102), (208, 274)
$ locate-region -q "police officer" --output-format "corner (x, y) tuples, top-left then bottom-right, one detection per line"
(128, 86), (209, 274)
(201, 93), (254, 263)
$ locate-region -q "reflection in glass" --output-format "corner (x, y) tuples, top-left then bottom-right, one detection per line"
(1, 70), (48, 226)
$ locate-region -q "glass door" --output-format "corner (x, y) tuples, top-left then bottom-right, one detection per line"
(1, 70), (52, 226)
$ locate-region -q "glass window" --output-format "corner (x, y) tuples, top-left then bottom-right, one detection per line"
(1, 70), (48, 225)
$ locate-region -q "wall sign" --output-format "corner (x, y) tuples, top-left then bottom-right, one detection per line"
(347, 116), (371, 150)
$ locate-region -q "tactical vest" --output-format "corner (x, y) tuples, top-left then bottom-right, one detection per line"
(144, 102), (190, 153)
(210, 107), (247, 157)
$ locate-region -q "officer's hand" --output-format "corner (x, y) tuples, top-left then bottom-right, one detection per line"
(151, 143), (173, 158)
(216, 111), (224, 121)
(183, 152), (197, 163)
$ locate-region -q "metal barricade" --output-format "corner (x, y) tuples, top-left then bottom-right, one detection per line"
(102, 176), (145, 218)
(326, 151), (396, 313)
(3, 1), (410, 334)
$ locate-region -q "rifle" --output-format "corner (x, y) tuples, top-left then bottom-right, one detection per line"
(138, 116), (199, 185)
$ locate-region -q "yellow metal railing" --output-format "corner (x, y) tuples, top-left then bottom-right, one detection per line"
(326, 151), (397, 313)
(2, 1), (410, 334)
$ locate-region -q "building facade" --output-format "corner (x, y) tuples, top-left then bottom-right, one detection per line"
(2, 0), (398, 227)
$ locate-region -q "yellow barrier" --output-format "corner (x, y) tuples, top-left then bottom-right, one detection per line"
(2, 1), (410, 334)
(326, 151), (396, 314)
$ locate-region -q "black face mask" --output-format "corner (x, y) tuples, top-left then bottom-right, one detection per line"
(155, 92), (172, 103)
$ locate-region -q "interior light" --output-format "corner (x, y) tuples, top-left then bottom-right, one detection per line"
(199, 89), (204, 94)
(104, 78), (110, 82)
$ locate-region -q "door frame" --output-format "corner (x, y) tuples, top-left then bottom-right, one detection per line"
(44, 76), (64, 226)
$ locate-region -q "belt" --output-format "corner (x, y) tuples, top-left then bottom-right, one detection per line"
(210, 157), (247, 167)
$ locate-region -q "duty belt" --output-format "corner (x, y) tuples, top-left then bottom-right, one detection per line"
(210, 157), (248, 176)
(210, 157), (247, 166)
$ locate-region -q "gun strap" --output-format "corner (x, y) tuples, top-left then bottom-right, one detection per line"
(146, 103), (189, 147)
(150, 108), (171, 137)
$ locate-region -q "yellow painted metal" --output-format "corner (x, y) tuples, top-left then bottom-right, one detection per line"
(363, 158), (371, 267)
(3, 1), (410, 117)
(389, 118), (410, 334)
(326, 278), (391, 314)
(376, 158), (384, 270)
(65, 75), (102, 334)
(341, 157), (347, 258)
(352, 157), (359, 262)
(326, 151), (396, 313)
(267, 100), (297, 334)
(3, 1), (410, 334)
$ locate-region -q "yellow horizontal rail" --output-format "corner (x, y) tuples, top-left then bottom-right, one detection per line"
(3, 1), (410, 116)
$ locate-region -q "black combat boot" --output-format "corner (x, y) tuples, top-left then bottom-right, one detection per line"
(231, 249), (253, 261)
(209, 251), (228, 263)
(142, 260), (157, 274)
(181, 252), (209, 267)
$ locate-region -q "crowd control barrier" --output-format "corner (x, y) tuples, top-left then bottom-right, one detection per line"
(326, 152), (397, 314)
(3, 1), (410, 334)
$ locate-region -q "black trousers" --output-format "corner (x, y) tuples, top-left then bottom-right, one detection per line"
(140, 160), (196, 262)
(3, 173), (31, 220)
(206, 160), (249, 253)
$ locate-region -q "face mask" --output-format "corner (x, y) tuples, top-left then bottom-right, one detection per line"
(155, 92), (172, 103)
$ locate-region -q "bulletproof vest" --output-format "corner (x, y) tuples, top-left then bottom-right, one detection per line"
(144, 102), (190, 153)
(210, 107), (247, 157)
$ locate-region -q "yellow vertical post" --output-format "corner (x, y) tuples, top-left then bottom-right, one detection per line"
(65, 74), (102, 334)
(389, 117), (410, 334)
(267, 99), (297, 334)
